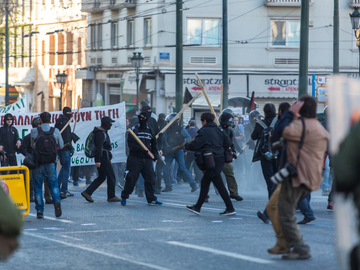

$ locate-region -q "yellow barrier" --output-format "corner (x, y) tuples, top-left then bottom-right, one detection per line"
(0, 166), (30, 217)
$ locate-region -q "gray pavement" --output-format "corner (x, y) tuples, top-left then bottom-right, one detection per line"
(4, 180), (339, 270)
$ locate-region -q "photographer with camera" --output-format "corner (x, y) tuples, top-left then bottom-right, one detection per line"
(268, 95), (328, 260)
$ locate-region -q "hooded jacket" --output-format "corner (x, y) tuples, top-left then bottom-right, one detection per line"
(93, 126), (112, 163)
(128, 123), (158, 160)
(0, 113), (21, 156)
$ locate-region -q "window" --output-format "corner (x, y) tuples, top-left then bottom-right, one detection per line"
(58, 33), (64, 65)
(97, 24), (102, 49)
(42, 40), (45, 65)
(128, 20), (134, 46)
(90, 25), (96, 50)
(66, 32), (73, 65)
(111, 22), (118, 48)
(49, 35), (55, 65)
(78, 37), (82, 66)
(187, 18), (220, 45)
(144, 18), (151, 45)
(271, 20), (300, 47)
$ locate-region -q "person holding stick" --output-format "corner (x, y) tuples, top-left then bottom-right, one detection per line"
(121, 111), (162, 206)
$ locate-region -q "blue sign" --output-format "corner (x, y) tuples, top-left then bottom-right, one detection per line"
(159, 53), (170, 60)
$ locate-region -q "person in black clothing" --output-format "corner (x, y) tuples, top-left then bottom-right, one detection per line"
(121, 111), (162, 206)
(81, 116), (121, 203)
(184, 120), (202, 183)
(141, 105), (160, 135)
(185, 112), (236, 216)
(0, 113), (21, 166)
(251, 103), (278, 223)
(155, 113), (166, 193)
(55, 107), (74, 198)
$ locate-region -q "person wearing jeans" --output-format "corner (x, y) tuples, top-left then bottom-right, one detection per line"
(58, 150), (71, 196)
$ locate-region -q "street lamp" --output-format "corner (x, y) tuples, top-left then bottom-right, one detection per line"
(350, 7), (360, 76)
(131, 52), (144, 113)
(56, 71), (68, 111)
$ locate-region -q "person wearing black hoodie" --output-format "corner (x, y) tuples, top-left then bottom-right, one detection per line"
(81, 116), (121, 203)
(0, 113), (21, 166)
(121, 111), (162, 206)
(55, 107), (73, 199)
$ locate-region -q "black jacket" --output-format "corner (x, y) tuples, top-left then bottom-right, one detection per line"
(225, 126), (242, 153)
(93, 126), (112, 163)
(128, 124), (158, 160)
(19, 134), (33, 156)
(0, 119), (21, 156)
(251, 117), (276, 162)
(55, 114), (72, 151)
(186, 122), (231, 157)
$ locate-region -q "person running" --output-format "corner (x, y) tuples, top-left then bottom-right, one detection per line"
(185, 112), (235, 216)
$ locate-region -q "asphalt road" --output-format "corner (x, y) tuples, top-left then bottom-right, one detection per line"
(4, 181), (339, 270)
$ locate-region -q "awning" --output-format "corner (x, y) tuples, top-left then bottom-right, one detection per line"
(192, 95), (257, 110)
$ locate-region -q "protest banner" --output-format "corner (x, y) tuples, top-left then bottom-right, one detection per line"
(0, 94), (29, 114)
(1, 102), (126, 167)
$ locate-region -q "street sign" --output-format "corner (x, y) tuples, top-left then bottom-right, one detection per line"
(316, 86), (327, 103)
(316, 75), (339, 85)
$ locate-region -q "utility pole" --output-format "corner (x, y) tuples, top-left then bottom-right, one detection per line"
(298, 0), (310, 98)
(333, 0), (339, 74)
(222, 0), (228, 110)
(5, 0), (9, 106)
(175, 0), (183, 113)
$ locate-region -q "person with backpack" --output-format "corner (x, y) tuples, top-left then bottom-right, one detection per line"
(251, 103), (278, 224)
(30, 112), (63, 219)
(120, 111), (162, 206)
(0, 113), (22, 167)
(55, 106), (74, 199)
(81, 116), (121, 203)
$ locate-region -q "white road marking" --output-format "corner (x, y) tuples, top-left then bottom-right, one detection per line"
(24, 228), (38, 231)
(25, 232), (172, 270)
(43, 227), (64, 230)
(167, 241), (273, 264)
(28, 213), (73, 223)
(162, 220), (184, 223)
(211, 221), (223, 223)
(60, 235), (82, 241)
(229, 218), (243, 220)
(81, 223), (96, 226)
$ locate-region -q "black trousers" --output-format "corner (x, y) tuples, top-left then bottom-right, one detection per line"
(195, 156), (234, 211)
(185, 152), (202, 183)
(121, 156), (157, 203)
(85, 156), (116, 199)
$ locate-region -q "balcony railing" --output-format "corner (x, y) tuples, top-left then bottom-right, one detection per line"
(350, 0), (360, 7)
(109, 0), (136, 9)
(265, 0), (313, 7)
(81, 0), (107, 13)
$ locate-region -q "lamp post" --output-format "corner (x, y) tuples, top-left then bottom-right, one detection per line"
(56, 71), (68, 110)
(131, 52), (144, 113)
(350, 7), (360, 77)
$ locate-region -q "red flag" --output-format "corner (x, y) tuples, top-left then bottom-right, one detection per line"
(246, 91), (255, 113)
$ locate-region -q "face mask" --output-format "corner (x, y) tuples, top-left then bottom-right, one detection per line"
(139, 118), (147, 128)
(101, 122), (112, 131)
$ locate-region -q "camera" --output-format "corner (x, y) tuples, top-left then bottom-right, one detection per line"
(270, 162), (298, 184)
(264, 150), (276, 161)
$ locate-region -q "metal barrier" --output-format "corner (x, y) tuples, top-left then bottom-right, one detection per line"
(0, 166), (30, 217)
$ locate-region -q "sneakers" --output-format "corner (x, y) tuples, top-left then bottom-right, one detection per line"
(186, 205), (200, 215)
(66, 191), (74, 197)
(257, 211), (269, 224)
(54, 200), (62, 218)
(230, 195), (244, 201)
(297, 216), (316, 224)
(219, 209), (236, 216)
(121, 198), (126, 206)
(81, 191), (94, 202)
(73, 181), (79, 186)
(191, 185), (198, 192)
(107, 196), (121, 202)
(327, 202), (334, 210)
(267, 245), (290, 255)
(60, 192), (67, 199)
(282, 250), (311, 260)
(148, 200), (163, 206)
(37, 212), (44, 219)
(162, 187), (173, 192)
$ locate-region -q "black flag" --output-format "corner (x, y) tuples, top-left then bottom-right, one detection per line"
(183, 87), (194, 107)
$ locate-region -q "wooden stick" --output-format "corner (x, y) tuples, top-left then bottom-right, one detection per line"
(73, 96), (81, 133)
(60, 116), (74, 134)
(220, 84), (223, 113)
(156, 91), (202, 139)
(172, 138), (195, 151)
(195, 73), (220, 126)
(128, 128), (155, 160)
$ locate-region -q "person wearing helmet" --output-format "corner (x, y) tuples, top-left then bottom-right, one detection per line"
(162, 113), (198, 192)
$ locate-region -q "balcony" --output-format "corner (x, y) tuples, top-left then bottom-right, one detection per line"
(350, 0), (360, 7)
(265, 0), (313, 7)
(81, 0), (107, 13)
(109, 0), (136, 9)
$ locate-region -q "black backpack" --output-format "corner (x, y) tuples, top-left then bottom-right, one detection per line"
(255, 118), (277, 156)
(35, 127), (57, 164)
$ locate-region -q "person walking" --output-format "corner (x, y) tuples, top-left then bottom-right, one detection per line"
(31, 112), (63, 219)
(184, 120), (202, 183)
(185, 112), (235, 216)
(55, 107), (74, 199)
(0, 113), (21, 166)
(81, 116), (121, 203)
(121, 111), (162, 206)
